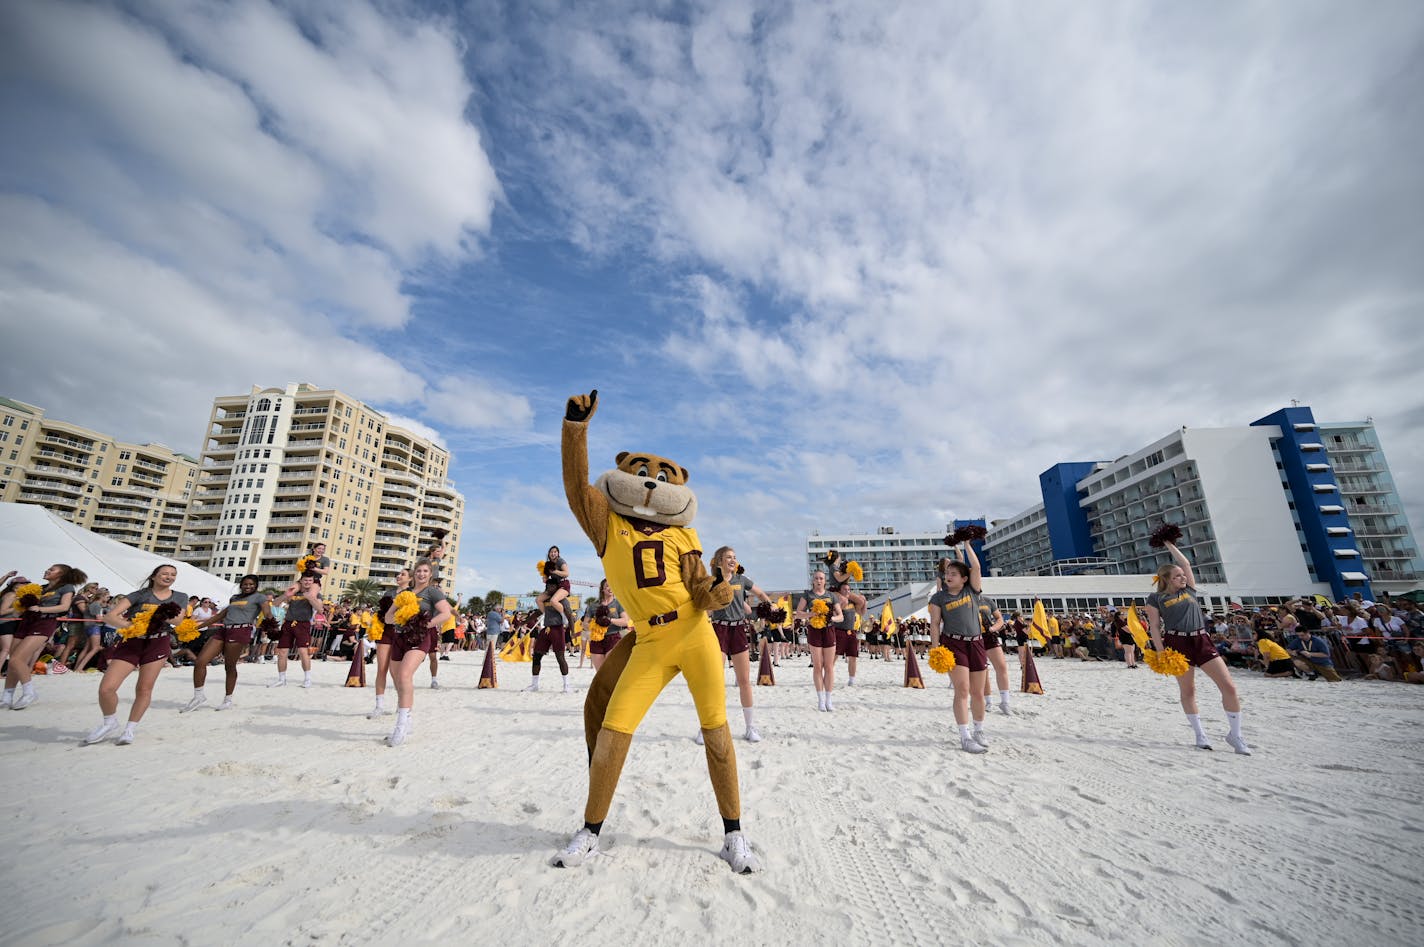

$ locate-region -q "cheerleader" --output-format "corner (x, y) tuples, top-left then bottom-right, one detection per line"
(183, 575), (272, 712)
(269, 573), (323, 689)
(525, 594), (573, 693)
(705, 547), (773, 742)
(0, 571), (23, 678)
(83, 565), (184, 744)
(1112, 609), (1138, 668)
(978, 596), (1012, 714)
(795, 569), (844, 712)
(583, 579), (630, 672)
(366, 568), (410, 718)
(928, 544), (989, 753)
(823, 550), (867, 618)
(534, 545), (571, 624)
(381, 560), (451, 746)
(1145, 541), (1250, 754)
(298, 542), (331, 579)
(3, 565), (85, 709)
(833, 591), (861, 687)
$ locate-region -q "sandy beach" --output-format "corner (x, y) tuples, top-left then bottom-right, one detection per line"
(0, 651), (1419, 946)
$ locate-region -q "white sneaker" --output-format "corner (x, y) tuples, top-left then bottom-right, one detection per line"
(1226, 733), (1253, 756)
(561, 680), (572, 694)
(116, 728), (137, 746)
(0, 692), (11, 709)
(972, 729), (988, 747)
(82, 719), (120, 745)
(366, 704), (389, 719)
(218, 697), (234, 711)
(694, 730), (705, 746)
(1195, 738), (1214, 751)
(552, 827), (600, 868)
(430, 678), (441, 690)
(11, 691), (36, 710)
(998, 701), (1011, 716)
(180, 692), (207, 714)
(385, 721), (409, 746)
(301, 678), (313, 689)
(744, 727), (763, 743)
(523, 681), (540, 693)
(824, 695), (834, 712)
(959, 735), (987, 754)
(268, 678), (286, 688)
(719, 830), (762, 874)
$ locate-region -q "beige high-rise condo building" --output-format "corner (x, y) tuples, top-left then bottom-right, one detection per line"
(0, 397), (198, 556)
(179, 384), (464, 596)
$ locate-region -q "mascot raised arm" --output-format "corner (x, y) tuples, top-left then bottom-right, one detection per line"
(551, 390), (761, 875)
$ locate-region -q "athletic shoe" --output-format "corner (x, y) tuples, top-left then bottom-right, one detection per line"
(180, 693), (207, 714)
(439, 655), (450, 662)
(82, 719), (119, 745)
(523, 681), (540, 693)
(824, 696), (834, 712)
(366, 705), (389, 719)
(562, 680), (573, 694)
(301, 678), (313, 689)
(552, 827), (600, 868)
(718, 830), (762, 874)
(116, 729), (136, 746)
(1195, 740), (1214, 751)
(694, 730), (705, 746)
(268, 678), (286, 688)
(218, 697), (234, 711)
(10, 691), (36, 710)
(1226, 733), (1253, 756)
(997, 701), (1011, 716)
(972, 729), (988, 747)
(0, 692), (11, 709)
(959, 735), (987, 754)
(430, 678), (442, 690)
(385, 722), (409, 746)
(744, 727), (763, 743)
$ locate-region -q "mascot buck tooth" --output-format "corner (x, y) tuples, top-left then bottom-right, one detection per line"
(551, 390), (762, 875)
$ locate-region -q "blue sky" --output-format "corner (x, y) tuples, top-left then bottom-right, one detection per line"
(2, 0), (1422, 601)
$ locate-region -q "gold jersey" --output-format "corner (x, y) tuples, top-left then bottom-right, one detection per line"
(601, 510), (703, 626)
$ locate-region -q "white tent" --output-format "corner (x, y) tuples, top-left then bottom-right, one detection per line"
(0, 502), (235, 602)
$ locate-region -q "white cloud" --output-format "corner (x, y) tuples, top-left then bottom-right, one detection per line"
(380, 414), (449, 451)
(423, 375), (535, 431)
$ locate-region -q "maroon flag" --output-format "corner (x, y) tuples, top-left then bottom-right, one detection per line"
(756, 645), (775, 686)
(479, 638), (498, 689)
(344, 638), (365, 687)
(1021, 647), (1044, 695)
(904, 645), (925, 689)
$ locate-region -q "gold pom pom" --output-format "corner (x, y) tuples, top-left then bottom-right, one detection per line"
(393, 590), (421, 625)
(117, 605), (156, 641)
(846, 561), (864, 582)
(810, 598), (830, 629)
(536, 560), (547, 576)
(11, 582), (43, 605)
(928, 645), (957, 674)
(589, 620), (609, 643)
(296, 555), (316, 574)
(174, 617), (201, 643)
(368, 616), (384, 642)
(1145, 648), (1190, 677)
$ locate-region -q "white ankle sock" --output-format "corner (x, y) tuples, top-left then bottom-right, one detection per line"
(103, 714), (117, 726)
(1186, 713), (1208, 742)
(2, 689), (13, 702)
(21, 682), (35, 696)
(743, 706), (755, 729)
(396, 708), (411, 725)
(122, 722), (138, 738)
(194, 687), (204, 696)
(958, 724), (974, 741)
(816, 690), (825, 709)
(374, 695), (385, 708)
(999, 690), (1010, 704)
(847, 676), (856, 686)
(1225, 710), (1243, 738)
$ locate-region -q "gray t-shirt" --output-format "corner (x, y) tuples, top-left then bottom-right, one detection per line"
(801, 590), (839, 626)
(710, 573), (754, 624)
(929, 588), (981, 639)
(414, 586), (445, 617)
(286, 595), (317, 622)
(543, 557), (567, 584)
(583, 598), (625, 623)
(224, 592), (270, 625)
(122, 587), (188, 635)
(977, 597), (1000, 633)
(38, 584), (76, 611)
(1146, 586), (1205, 633)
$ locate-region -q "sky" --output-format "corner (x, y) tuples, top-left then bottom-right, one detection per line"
(2, 0), (1421, 601)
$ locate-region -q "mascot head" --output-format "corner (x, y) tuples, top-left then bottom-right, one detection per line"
(594, 451), (698, 526)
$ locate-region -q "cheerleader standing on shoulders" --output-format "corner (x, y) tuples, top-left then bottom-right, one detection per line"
(4, 565), (85, 709)
(796, 569), (844, 712)
(583, 579), (630, 672)
(270, 572), (323, 689)
(83, 565), (184, 744)
(183, 575), (272, 712)
(382, 560), (451, 746)
(366, 568), (410, 718)
(928, 544), (990, 753)
(1145, 541), (1250, 754)
(525, 589), (573, 693)
(978, 596), (1012, 715)
(535, 545), (571, 624)
(704, 547), (773, 743)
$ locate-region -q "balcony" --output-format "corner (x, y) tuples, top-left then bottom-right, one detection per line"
(383, 484), (419, 498)
(283, 456), (320, 470)
(1348, 503), (1402, 517)
(42, 434), (94, 452)
(293, 406), (328, 416)
(289, 422), (327, 433)
(275, 486), (312, 497)
(268, 514), (308, 526)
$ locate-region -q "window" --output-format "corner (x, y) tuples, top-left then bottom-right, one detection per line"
(116, 464), (127, 473)
(244, 525), (254, 535)
(110, 477), (122, 486)
(119, 450), (131, 460)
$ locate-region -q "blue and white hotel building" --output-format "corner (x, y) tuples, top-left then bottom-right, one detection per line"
(983, 406), (1421, 603)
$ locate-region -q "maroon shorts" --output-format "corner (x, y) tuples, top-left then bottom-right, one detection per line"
(534, 625), (567, 655)
(278, 620), (312, 650)
(218, 624), (254, 646)
(942, 635), (988, 673)
(589, 632), (622, 655)
(807, 625), (836, 649)
(836, 629), (860, 657)
(714, 621), (751, 657)
(15, 614), (58, 640)
(1164, 632), (1220, 669)
(982, 630), (1002, 651)
(108, 635), (172, 666)
(390, 627), (437, 661)
(544, 579), (571, 595)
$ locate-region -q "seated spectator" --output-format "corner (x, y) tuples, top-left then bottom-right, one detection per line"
(1284, 626), (1341, 681)
(1256, 631), (1297, 678)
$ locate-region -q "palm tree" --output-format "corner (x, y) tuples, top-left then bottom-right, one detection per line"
(343, 578), (383, 608)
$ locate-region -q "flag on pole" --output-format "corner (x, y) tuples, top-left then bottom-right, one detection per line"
(1126, 604), (1150, 652)
(1029, 600), (1049, 645)
(880, 601), (897, 636)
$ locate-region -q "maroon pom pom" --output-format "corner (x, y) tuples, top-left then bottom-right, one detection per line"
(1149, 523), (1183, 548)
(152, 601), (182, 626)
(768, 608), (788, 625)
(595, 605), (610, 625)
(823, 550), (838, 565)
(958, 524), (987, 542)
(377, 595), (394, 616)
(431, 528), (448, 542)
(17, 593), (39, 610)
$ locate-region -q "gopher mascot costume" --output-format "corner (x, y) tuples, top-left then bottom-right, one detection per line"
(551, 390), (761, 874)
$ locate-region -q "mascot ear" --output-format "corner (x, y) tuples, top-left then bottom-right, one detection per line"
(679, 465), (690, 483)
(615, 451), (630, 466)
